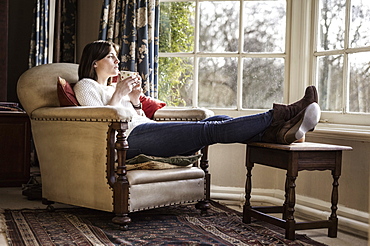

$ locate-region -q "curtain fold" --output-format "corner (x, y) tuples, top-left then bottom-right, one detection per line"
(99, 0), (159, 98)
(29, 0), (50, 68)
(29, 0), (77, 68)
(54, 0), (77, 63)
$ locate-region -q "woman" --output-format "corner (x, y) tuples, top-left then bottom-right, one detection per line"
(74, 40), (321, 159)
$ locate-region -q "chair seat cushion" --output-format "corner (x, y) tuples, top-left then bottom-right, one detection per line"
(127, 167), (205, 185)
(129, 178), (205, 212)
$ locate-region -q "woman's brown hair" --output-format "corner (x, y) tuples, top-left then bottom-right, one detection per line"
(78, 40), (119, 81)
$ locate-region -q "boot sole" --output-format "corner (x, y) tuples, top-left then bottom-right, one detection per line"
(284, 103), (321, 144)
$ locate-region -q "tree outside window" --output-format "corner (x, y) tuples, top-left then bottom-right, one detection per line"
(159, 0), (286, 109)
(315, 0), (370, 113)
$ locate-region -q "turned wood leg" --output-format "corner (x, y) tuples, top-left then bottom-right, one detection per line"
(283, 175), (289, 220)
(112, 179), (131, 230)
(285, 174), (297, 240)
(195, 174), (211, 215)
(328, 174), (340, 238)
(112, 125), (131, 230)
(243, 165), (253, 224)
(196, 147), (211, 215)
(112, 214), (131, 230)
(42, 198), (55, 211)
(196, 200), (210, 215)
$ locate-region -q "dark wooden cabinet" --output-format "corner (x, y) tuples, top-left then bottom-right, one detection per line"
(0, 0), (8, 101)
(0, 111), (31, 187)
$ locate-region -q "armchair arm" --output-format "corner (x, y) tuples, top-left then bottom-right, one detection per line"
(153, 108), (214, 121)
(31, 106), (133, 122)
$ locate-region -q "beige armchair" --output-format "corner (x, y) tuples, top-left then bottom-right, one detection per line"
(17, 63), (214, 228)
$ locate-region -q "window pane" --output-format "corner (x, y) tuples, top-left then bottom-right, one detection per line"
(349, 52), (370, 113)
(242, 58), (284, 109)
(159, 2), (195, 53)
(317, 0), (346, 51)
(244, 0), (286, 53)
(199, 1), (239, 52)
(349, 0), (370, 48)
(158, 57), (194, 106)
(317, 55), (343, 111)
(198, 57), (238, 108)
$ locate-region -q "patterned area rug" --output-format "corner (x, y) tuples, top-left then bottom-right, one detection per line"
(4, 201), (327, 246)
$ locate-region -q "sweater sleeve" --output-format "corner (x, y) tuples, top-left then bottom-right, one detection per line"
(74, 79), (154, 135)
(74, 79), (107, 106)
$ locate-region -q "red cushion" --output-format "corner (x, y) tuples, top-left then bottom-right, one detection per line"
(57, 77), (80, 106)
(140, 95), (166, 119)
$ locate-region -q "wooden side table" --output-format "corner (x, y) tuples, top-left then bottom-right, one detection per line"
(0, 111), (31, 186)
(243, 142), (352, 240)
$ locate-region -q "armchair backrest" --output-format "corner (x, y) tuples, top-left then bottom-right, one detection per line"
(17, 63), (79, 115)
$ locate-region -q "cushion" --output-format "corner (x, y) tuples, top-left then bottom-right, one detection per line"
(57, 77), (79, 106)
(125, 154), (202, 170)
(140, 95), (166, 119)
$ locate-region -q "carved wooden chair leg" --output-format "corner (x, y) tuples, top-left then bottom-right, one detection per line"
(112, 180), (131, 230)
(196, 173), (211, 214)
(110, 123), (131, 230)
(196, 200), (210, 215)
(112, 213), (131, 230)
(196, 146), (211, 215)
(42, 198), (55, 211)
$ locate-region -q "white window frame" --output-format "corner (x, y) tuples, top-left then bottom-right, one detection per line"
(159, 0), (290, 111)
(309, 0), (370, 126)
(159, 0), (370, 138)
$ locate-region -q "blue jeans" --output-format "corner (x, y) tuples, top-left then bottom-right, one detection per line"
(127, 110), (273, 158)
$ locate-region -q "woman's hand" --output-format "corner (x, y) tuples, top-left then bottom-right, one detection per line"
(108, 75), (140, 106)
(116, 75), (139, 96)
(128, 75), (143, 105)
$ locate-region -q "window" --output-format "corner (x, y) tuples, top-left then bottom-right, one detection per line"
(159, 0), (287, 109)
(314, 0), (370, 115)
(159, 0), (370, 126)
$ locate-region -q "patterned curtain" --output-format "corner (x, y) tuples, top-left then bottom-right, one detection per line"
(29, 0), (50, 68)
(54, 0), (77, 63)
(29, 0), (77, 68)
(99, 0), (159, 98)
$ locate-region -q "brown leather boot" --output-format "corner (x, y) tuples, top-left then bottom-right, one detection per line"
(262, 103), (320, 144)
(273, 85), (318, 122)
(276, 103), (321, 144)
(261, 86), (320, 144)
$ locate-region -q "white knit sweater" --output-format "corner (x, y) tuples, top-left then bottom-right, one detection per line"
(74, 78), (153, 135)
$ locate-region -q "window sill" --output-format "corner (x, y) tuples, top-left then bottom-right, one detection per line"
(309, 123), (370, 142)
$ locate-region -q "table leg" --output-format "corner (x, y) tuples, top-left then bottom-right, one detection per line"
(285, 174), (297, 240)
(243, 165), (253, 224)
(328, 173), (340, 238)
(283, 174), (289, 220)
